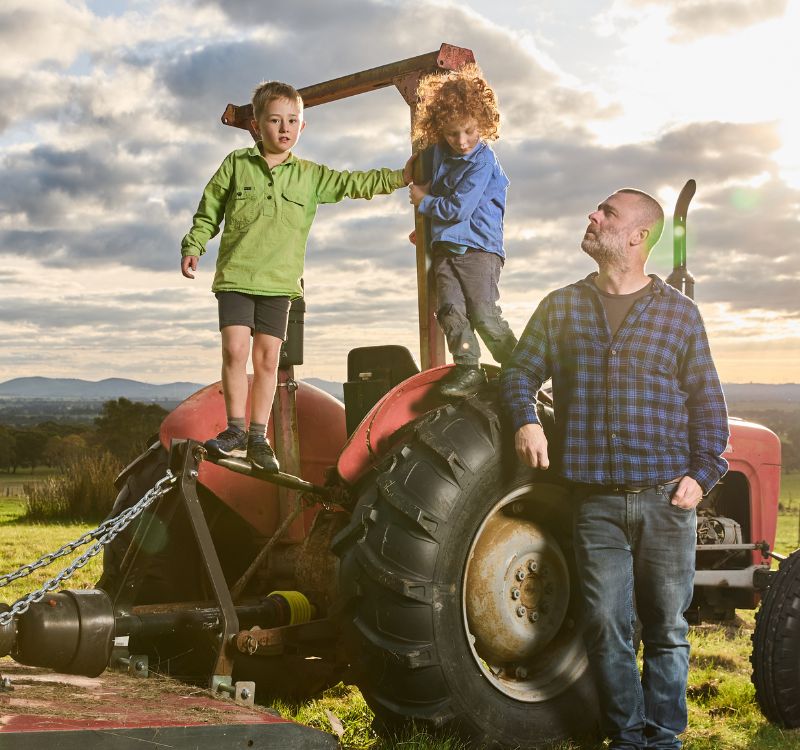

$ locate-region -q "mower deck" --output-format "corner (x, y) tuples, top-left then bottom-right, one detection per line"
(0, 661), (337, 749)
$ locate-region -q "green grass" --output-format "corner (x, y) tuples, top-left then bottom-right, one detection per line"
(2, 474), (800, 749)
(0, 497), (104, 606)
(0, 466), (58, 498)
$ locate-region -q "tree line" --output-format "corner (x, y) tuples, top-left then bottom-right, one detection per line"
(1, 398), (797, 475)
(0, 398), (168, 473)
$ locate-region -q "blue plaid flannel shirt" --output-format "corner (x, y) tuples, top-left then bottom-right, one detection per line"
(500, 274), (729, 493)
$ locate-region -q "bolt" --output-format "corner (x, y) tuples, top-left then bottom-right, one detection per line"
(515, 666), (528, 679)
(527, 560), (538, 573)
(240, 688), (251, 700)
(516, 570), (526, 581)
(516, 606), (527, 617)
(528, 611), (539, 623)
(189, 469), (199, 479)
(511, 588), (521, 600)
(134, 660), (145, 672)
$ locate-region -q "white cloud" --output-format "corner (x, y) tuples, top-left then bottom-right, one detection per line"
(0, 0), (798, 385)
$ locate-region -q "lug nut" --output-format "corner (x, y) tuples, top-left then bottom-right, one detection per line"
(516, 606), (527, 617)
(516, 570), (526, 581)
(528, 611), (539, 623)
(528, 560), (538, 573)
(511, 588), (521, 600)
(515, 666), (528, 679)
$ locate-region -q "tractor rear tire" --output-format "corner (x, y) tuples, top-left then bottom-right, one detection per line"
(752, 548), (800, 727)
(334, 393), (600, 749)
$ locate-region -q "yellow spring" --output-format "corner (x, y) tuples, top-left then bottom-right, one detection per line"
(269, 590), (313, 625)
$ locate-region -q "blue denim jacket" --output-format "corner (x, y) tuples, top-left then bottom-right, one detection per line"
(417, 141), (509, 258)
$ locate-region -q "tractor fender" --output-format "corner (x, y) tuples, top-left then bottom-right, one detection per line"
(337, 365), (455, 485)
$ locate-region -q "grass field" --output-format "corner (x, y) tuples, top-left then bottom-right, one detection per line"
(2, 472), (799, 749)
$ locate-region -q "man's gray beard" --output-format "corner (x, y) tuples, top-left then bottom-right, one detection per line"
(581, 233), (626, 266)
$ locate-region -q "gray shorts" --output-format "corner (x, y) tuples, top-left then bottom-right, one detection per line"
(215, 292), (291, 339)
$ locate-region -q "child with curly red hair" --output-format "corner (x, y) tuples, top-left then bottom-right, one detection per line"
(409, 64), (517, 398)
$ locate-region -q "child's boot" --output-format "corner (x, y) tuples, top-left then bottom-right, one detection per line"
(439, 364), (486, 398)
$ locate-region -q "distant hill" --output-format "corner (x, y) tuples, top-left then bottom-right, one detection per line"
(303, 378), (344, 401)
(0, 375), (346, 404)
(722, 383), (800, 404)
(0, 377), (205, 401)
(0, 377), (794, 408)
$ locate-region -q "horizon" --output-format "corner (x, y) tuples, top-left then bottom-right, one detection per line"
(2, 375), (799, 388)
(1, 1), (798, 384)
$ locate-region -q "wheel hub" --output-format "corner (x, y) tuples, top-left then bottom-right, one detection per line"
(462, 483), (587, 702)
(465, 512), (569, 663)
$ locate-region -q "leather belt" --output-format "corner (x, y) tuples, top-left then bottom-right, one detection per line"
(572, 478), (682, 495)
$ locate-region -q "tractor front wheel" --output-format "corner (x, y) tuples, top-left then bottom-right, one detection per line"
(752, 548), (800, 727)
(334, 394), (599, 749)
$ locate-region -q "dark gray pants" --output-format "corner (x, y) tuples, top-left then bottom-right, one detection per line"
(433, 246), (517, 366)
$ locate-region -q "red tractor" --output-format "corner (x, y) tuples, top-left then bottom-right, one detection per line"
(1, 45), (798, 750)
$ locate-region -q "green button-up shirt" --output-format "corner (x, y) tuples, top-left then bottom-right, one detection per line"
(181, 144), (405, 298)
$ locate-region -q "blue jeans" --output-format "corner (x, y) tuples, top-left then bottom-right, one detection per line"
(572, 482), (696, 749)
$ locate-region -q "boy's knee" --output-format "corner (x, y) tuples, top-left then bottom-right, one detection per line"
(436, 304), (470, 336)
(470, 302), (505, 334)
(221, 340), (250, 366)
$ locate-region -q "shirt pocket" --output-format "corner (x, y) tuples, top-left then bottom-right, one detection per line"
(226, 190), (261, 231)
(281, 188), (307, 229)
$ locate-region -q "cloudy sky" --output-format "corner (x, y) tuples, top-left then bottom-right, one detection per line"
(1, 0), (798, 387)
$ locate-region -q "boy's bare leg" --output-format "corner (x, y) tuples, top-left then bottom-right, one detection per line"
(220, 325), (252, 419)
(247, 333), (282, 472)
(250, 333), (283, 425)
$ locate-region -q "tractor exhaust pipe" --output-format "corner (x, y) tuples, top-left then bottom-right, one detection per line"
(666, 179), (696, 300)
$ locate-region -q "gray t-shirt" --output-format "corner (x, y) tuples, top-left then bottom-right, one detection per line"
(595, 280), (652, 337)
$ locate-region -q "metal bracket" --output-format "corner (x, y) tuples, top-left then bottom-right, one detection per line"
(113, 653), (149, 678)
(212, 675), (256, 707)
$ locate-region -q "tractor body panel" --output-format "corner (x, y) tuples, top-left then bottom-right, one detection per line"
(723, 418), (782, 565)
(159, 378), (346, 536)
(337, 364), (453, 484)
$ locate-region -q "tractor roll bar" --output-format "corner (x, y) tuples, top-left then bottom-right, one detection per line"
(221, 43), (476, 131)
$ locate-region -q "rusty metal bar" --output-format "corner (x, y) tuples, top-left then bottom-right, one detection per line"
(230, 495), (305, 602)
(272, 367), (306, 543)
(210, 454), (329, 496)
(220, 42), (474, 129)
(177, 443), (239, 680)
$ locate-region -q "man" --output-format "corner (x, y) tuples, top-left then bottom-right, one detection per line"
(501, 188), (728, 749)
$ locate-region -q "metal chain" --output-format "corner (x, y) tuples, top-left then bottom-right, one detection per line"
(0, 471), (175, 627)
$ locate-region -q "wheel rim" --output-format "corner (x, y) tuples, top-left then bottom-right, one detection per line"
(462, 483), (588, 702)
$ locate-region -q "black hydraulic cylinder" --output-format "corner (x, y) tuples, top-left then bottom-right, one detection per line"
(12, 589), (115, 677)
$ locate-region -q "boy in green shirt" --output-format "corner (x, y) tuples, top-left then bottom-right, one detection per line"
(181, 80), (414, 472)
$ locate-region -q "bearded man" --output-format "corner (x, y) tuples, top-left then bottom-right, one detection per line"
(500, 188), (729, 750)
